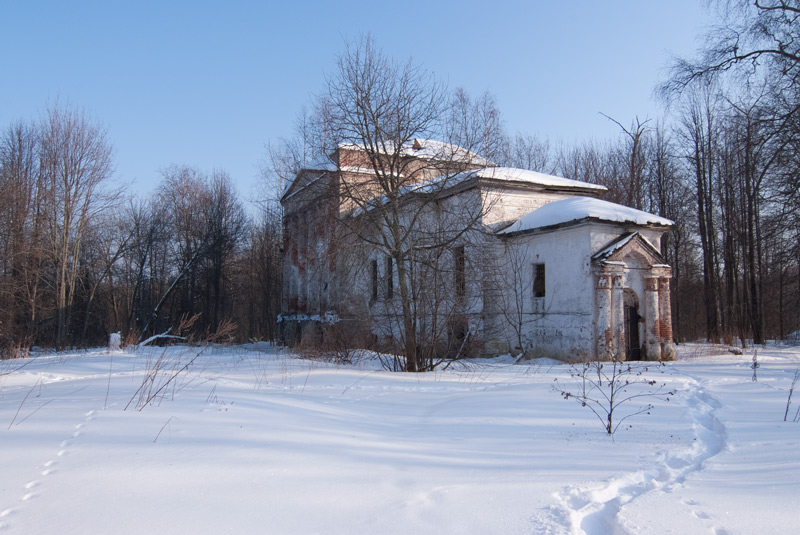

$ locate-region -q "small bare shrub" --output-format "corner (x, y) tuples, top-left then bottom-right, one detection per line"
(784, 366), (800, 423)
(205, 318), (237, 344)
(1, 340), (31, 360)
(124, 346), (205, 410)
(298, 318), (374, 365)
(123, 328), (141, 348)
(125, 314), (230, 411)
(555, 357), (675, 436)
(751, 351), (760, 382)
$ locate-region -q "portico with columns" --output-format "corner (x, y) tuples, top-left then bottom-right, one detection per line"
(592, 232), (674, 361)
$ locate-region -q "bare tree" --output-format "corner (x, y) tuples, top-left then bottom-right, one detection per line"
(203, 170), (246, 332)
(1, 107), (280, 349)
(500, 132), (554, 173)
(302, 36), (492, 371)
(484, 240), (537, 357)
(645, 123), (697, 342)
(602, 114), (651, 210)
(554, 140), (619, 195)
(38, 104), (115, 348)
(135, 166), (249, 340)
(118, 198), (171, 339)
(235, 207), (282, 343)
(449, 88), (506, 164)
(77, 211), (132, 344)
(556, 358), (674, 436)
(261, 105), (329, 203)
(676, 82), (725, 343)
(138, 166), (212, 339)
(664, 0), (800, 94)
(0, 121), (41, 351)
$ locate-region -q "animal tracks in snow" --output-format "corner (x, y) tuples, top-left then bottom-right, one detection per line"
(535, 377), (728, 535)
(0, 408), (99, 532)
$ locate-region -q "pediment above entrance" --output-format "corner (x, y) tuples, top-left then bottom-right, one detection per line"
(592, 232), (667, 272)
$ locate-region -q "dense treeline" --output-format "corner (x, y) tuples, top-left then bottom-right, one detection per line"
(2, 2), (798, 355)
(496, 91), (798, 345)
(0, 105), (282, 355)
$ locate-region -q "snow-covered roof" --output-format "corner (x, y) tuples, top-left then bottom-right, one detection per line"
(284, 139), (488, 199)
(281, 172), (326, 202)
(301, 155), (337, 172)
(591, 232), (668, 265)
(470, 167), (607, 191)
(592, 232), (640, 261)
(498, 197), (674, 235)
(408, 166), (607, 197)
(339, 138), (491, 166)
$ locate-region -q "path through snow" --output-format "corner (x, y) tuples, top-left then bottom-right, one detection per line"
(534, 374), (728, 535)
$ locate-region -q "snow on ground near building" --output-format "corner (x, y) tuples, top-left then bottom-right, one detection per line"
(1, 343), (798, 534)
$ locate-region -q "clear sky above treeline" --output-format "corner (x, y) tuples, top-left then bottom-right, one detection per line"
(0, 1), (712, 200)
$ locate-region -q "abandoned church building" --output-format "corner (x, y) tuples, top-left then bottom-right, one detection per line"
(280, 139), (675, 362)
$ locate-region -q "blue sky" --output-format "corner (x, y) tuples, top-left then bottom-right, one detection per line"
(0, 1), (711, 201)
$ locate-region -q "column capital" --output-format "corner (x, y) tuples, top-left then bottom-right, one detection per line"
(650, 264), (672, 278)
(598, 261), (627, 275)
(644, 276), (659, 292)
(596, 274), (611, 289)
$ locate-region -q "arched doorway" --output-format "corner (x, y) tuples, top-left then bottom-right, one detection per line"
(623, 289), (641, 360)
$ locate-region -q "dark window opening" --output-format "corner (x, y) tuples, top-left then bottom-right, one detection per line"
(386, 257), (393, 299)
(533, 263), (545, 298)
(371, 259), (378, 302)
(454, 246), (466, 297)
(624, 290), (641, 360)
(447, 316), (469, 357)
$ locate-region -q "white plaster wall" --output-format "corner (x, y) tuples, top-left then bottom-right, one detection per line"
(495, 225), (597, 360)
(481, 188), (576, 229)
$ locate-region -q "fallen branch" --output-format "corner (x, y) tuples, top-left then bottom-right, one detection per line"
(135, 328), (186, 349)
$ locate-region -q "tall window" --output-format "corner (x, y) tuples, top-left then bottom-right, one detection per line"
(533, 263), (546, 298)
(371, 259), (378, 301)
(454, 246), (466, 298)
(386, 256), (393, 299)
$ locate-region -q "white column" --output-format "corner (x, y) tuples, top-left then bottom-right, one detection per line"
(612, 274), (625, 360)
(659, 274), (674, 360)
(595, 274), (612, 361)
(644, 276), (660, 360)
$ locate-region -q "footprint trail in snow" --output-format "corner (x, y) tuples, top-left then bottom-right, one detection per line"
(533, 377), (727, 535)
(0, 409), (98, 532)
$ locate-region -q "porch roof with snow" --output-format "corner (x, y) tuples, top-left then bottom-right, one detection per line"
(591, 231), (668, 265)
(497, 197), (674, 236)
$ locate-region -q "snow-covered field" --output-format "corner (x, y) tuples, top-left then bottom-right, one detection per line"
(1, 342), (798, 535)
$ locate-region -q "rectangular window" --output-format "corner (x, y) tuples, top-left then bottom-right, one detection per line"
(533, 263), (546, 298)
(386, 257), (394, 299)
(371, 259), (378, 302)
(454, 246), (466, 297)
